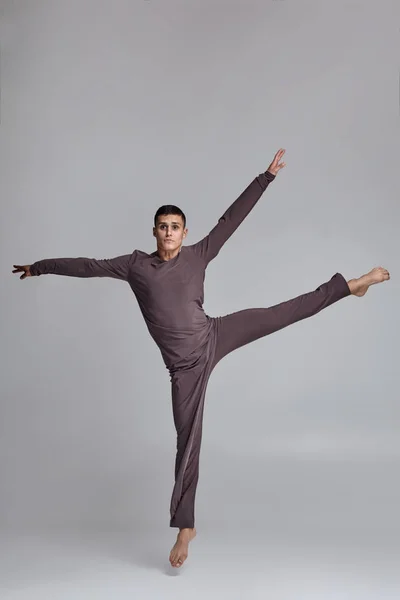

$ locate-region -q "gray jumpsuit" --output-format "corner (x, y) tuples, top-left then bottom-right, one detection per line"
(30, 170), (351, 529)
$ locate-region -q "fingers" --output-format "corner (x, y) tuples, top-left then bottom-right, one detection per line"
(274, 148), (285, 162)
(12, 265), (27, 274)
(12, 265), (29, 279)
(271, 149), (286, 170)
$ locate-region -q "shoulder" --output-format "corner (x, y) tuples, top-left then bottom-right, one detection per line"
(180, 244), (200, 261)
(182, 239), (208, 266)
(130, 249), (150, 261)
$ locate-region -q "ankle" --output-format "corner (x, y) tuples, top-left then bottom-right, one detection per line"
(347, 279), (361, 294)
(347, 278), (359, 295)
(178, 527), (196, 539)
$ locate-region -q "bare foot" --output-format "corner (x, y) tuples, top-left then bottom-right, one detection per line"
(169, 527), (196, 568)
(348, 266), (390, 297)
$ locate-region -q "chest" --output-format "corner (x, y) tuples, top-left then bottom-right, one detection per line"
(129, 255), (204, 302)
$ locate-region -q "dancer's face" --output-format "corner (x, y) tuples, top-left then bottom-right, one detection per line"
(153, 214), (187, 253)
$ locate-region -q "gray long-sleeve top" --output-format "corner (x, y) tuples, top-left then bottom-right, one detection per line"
(30, 171), (276, 368)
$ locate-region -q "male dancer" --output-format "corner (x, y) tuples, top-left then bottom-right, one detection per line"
(13, 149), (390, 568)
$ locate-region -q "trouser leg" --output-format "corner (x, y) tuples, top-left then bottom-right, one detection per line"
(212, 272), (350, 366)
(169, 361), (213, 529)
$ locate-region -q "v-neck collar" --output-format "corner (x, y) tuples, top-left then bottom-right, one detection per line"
(150, 247), (183, 267)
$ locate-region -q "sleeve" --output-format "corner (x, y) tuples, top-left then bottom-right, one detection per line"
(29, 253), (134, 281)
(188, 170), (275, 265)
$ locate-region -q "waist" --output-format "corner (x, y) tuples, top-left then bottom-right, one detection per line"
(145, 317), (215, 370)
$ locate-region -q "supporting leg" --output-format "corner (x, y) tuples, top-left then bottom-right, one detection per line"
(168, 356), (214, 567)
(169, 364), (211, 530)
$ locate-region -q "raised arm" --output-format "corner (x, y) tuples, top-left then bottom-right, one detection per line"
(189, 149), (286, 265)
(13, 253), (133, 281)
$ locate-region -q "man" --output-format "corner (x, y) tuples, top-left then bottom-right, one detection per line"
(13, 149), (390, 568)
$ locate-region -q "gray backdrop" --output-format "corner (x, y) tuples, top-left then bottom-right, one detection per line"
(1, 0), (399, 596)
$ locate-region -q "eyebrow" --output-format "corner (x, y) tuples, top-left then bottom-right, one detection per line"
(158, 221), (182, 225)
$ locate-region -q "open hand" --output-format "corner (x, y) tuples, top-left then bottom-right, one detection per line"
(267, 148), (286, 176)
(12, 265), (32, 280)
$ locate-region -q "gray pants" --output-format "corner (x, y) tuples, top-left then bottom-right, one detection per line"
(169, 273), (351, 528)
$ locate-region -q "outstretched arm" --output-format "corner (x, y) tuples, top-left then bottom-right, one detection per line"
(189, 149), (286, 265)
(13, 253), (133, 281)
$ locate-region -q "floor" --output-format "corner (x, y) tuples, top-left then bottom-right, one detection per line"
(2, 456), (399, 599)
(1, 525), (399, 599)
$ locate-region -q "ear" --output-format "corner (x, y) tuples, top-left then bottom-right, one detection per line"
(153, 227), (156, 237)
(183, 228), (188, 238)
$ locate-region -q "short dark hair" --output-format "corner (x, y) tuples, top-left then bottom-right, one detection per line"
(154, 205), (186, 228)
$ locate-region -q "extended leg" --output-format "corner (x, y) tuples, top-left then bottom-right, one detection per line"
(212, 272), (351, 366)
(212, 266), (390, 367)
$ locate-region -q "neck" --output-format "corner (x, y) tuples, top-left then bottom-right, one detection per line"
(156, 245), (182, 261)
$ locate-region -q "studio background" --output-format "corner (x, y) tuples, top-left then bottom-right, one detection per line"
(1, 0), (399, 594)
